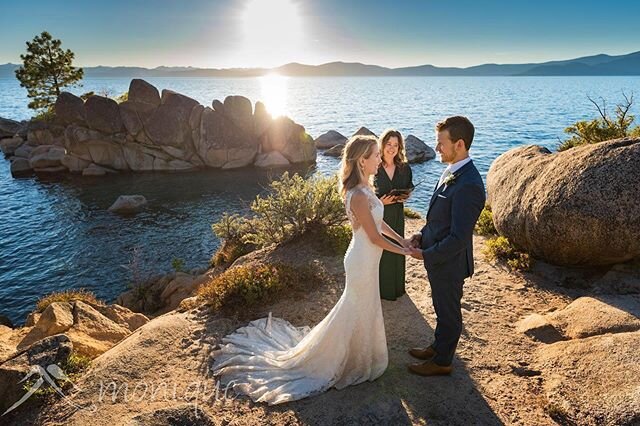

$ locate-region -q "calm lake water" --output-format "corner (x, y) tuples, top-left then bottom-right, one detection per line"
(1, 75), (638, 325)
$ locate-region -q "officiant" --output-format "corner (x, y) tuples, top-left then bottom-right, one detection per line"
(374, 129), (414, 301)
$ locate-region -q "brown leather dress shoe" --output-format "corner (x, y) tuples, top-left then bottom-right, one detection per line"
(408, 360), (453, 376)
(408, 346), (436, 360)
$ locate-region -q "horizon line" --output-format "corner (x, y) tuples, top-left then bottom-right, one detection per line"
(1, 49), (639, 71)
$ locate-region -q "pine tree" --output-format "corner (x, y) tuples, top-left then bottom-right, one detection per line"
(15, 31), (84, 111)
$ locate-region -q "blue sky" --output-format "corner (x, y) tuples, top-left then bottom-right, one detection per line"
(1, 0), (639, 68)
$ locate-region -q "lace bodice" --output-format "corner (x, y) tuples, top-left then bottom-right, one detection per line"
(345, 186), (384, 232)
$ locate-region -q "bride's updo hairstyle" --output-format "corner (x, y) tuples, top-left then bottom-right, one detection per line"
(339, 135), (378, 199)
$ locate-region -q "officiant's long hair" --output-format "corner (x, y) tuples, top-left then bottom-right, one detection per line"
(378, 128), (407, 167)
(339, 135), (378, 199)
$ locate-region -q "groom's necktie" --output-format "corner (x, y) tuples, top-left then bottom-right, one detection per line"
(437, 168), (452, 189)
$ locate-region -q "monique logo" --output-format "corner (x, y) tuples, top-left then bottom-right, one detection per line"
(3, 364), (96, 416)
(4, 364), (238, 419)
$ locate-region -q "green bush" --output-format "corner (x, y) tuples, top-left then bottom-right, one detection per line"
(22, 351), (91, 398)
(80, 91), (95, 101)
(316, 224), (353, 255)
(247, 172), (346, 246)
(475, 204), (497, 236)
(62, 352), (92, 377)
(171, 257), (185, 272)
(32, 107), (56, 122)
(211, 172), (347, 258)
(404, 207), (422, 219)
(558, 93), (639, 151)
(483, 236), (531, 271)
(197, 263), (323, 314)
(210, 239), (253, 268)
(210, 213), (255, 267)
(35, 289), (101, 313)
(115, 91), (128, 103)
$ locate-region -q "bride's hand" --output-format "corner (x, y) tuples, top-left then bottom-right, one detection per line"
(400, 238), (413, 249)
(400, 247), (412, 256)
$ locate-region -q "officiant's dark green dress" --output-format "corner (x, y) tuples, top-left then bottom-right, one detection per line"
(374, 163), (414, 301)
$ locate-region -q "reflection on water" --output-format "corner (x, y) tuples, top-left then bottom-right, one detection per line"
(259, 73), (289, 117)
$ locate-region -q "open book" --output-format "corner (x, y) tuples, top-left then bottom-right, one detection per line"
(385, 180), (424, 198)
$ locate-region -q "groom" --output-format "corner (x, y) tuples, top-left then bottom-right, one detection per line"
(407, 116), (485, 376)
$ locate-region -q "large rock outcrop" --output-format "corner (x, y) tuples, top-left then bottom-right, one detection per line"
(487, 138), (640, 266)
(1, 301), (149, 361)
(0, 334), (73, 415)
(314, 130), (347, 149)
(519, 296), (640, 425)
(2, 79), (316, 178)
(404, 134), (436, 163)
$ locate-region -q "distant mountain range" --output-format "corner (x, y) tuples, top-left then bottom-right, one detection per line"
(1, 51), (639, 78)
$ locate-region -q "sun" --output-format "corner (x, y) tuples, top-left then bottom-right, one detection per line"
(241, 0), (305, 67)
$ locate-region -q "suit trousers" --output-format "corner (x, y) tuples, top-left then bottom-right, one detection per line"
(429, 276), (464, 366)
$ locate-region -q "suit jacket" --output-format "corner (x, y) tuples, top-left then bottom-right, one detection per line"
(420, 160), (486, 284)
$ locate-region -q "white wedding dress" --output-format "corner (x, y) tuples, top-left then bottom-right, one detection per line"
(211, 186), (388, 405)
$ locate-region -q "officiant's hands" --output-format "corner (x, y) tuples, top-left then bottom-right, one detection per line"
(395, 193), (410, 203)
(380, 194), (397, 205)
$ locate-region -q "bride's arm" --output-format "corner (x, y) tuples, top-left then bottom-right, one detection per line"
(350, 191), (410, 256)
(380, 221), (410, 248)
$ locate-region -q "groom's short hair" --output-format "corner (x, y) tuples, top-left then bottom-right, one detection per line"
(436, 116), (474, 150)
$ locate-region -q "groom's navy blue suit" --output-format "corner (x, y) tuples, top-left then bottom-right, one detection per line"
(420, 160), (485, 366)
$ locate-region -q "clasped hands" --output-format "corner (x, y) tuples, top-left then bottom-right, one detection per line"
(400, 233), (423, 259)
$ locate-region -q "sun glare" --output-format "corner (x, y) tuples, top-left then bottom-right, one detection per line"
(259, 73), (289, 117)
(241, 0), (304, 67)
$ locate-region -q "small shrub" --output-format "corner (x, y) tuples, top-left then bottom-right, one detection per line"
(483, 236), (531, 271)
(36, 289), (101, 313)
(197, 263), (323, 314)
(211, 213), (253, 243)
(404, 207), (421, 219)
(245, 172), (346, 246)
(475, 204), (497, 236)
(22, 351), (91, 399)
(62, 352), (92, 377)
(32, 107), (56, 122)
(115, 91), (128, 103)
(316, 224), (353, 255)
(545, 402), (573, 425)
(211, 213), (255, 267)
(80, 91), (95, 101)
(210, 239), (253, 268)
(210, 172), (348, 263)
(559, 93), (639, 151)
(171, 257), (185, 273)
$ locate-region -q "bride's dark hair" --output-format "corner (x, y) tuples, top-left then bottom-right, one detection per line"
(339, 135), (378, 199)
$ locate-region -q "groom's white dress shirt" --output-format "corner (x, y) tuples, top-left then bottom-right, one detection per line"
(437, 156), (472, 189)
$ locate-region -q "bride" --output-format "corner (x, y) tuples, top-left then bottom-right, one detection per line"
(211, 135), (413, 405)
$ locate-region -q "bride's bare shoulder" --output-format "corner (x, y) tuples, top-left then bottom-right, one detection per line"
(349, 187), (371, 208)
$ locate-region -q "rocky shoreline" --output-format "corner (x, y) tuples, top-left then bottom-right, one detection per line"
(0, 79), (439, 180)
(0, 79), (317, 177)
(0, 128), (638, 424)
(1, 221), (638, 425)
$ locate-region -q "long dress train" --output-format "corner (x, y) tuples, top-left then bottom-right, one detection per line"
(211, 186), (388, 405)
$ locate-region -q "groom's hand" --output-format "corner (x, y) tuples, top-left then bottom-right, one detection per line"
(408, 247), (423, 260)
(409, 233), (422, 248)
